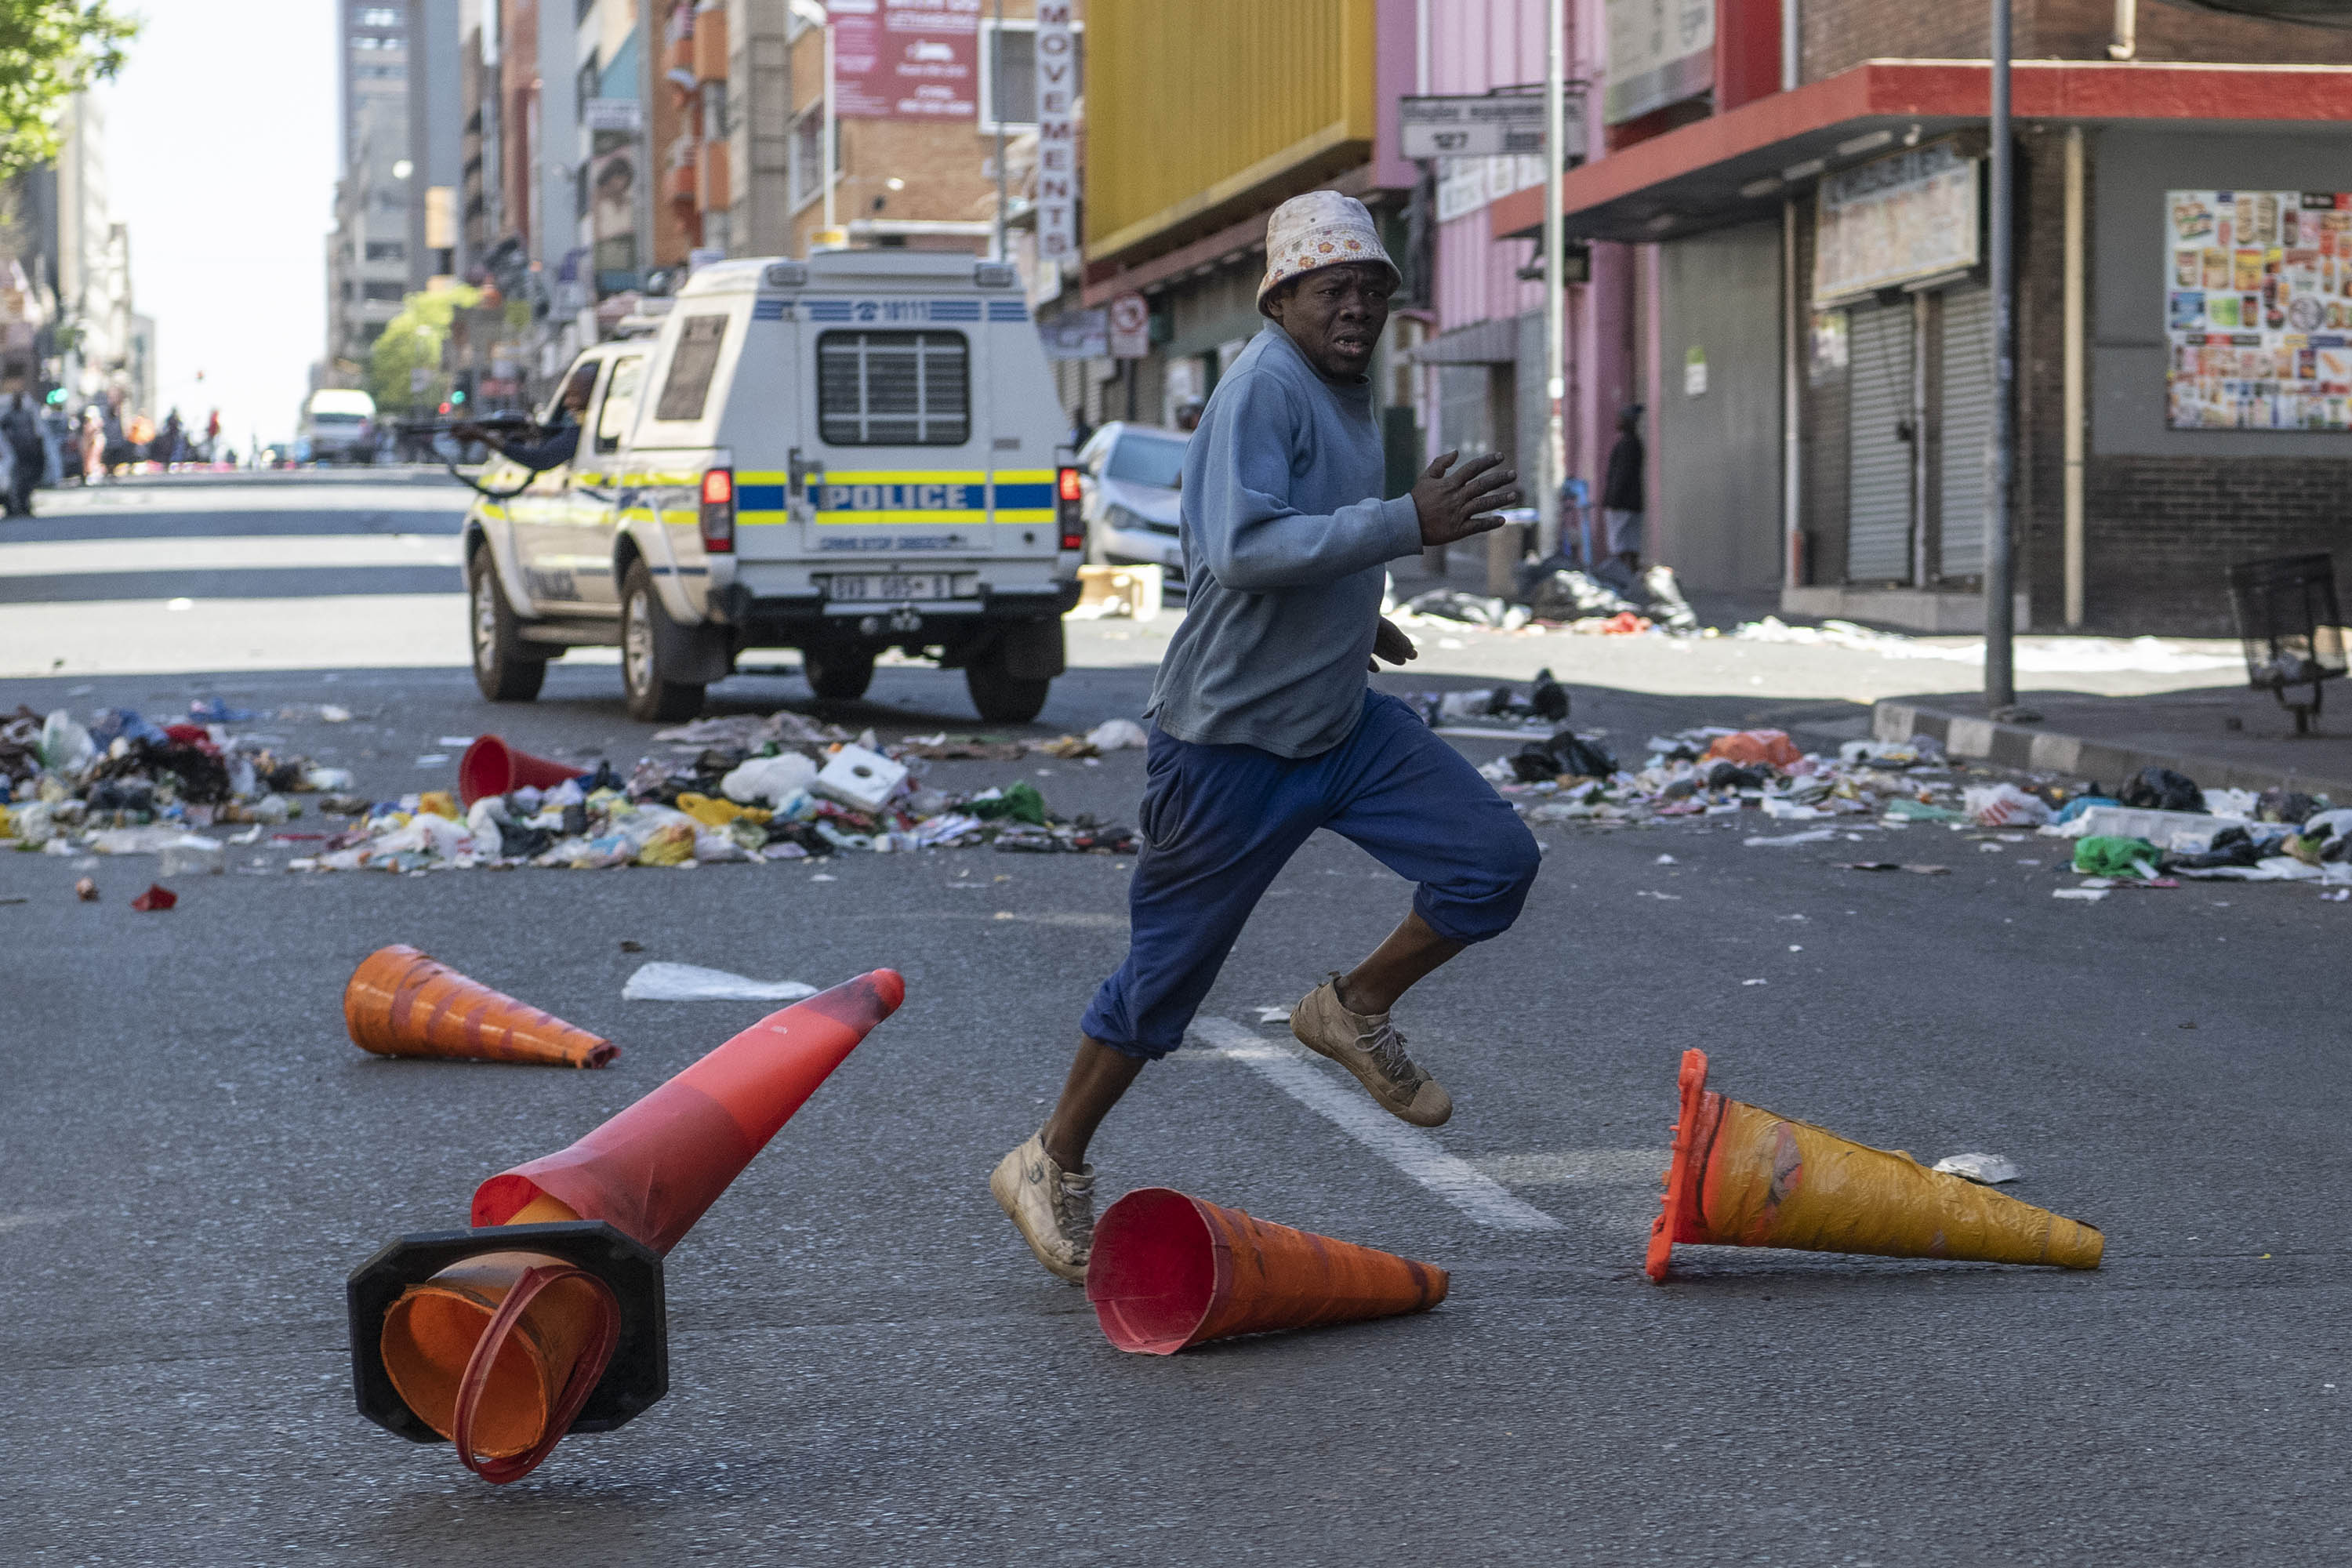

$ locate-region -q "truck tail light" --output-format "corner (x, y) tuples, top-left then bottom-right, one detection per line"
(1056, 466), (1083, 552)
(700, 466), (735, 554)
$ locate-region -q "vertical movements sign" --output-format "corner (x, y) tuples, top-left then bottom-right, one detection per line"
(832, 0), (982, 120)
(2165, 189), (2352, 431)
(1033, 3), (1078, 273)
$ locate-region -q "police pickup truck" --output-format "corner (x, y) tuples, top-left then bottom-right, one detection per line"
(462, 250), (1082, 722)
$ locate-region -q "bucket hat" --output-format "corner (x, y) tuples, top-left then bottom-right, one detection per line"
(1257, 191), (1401, 314)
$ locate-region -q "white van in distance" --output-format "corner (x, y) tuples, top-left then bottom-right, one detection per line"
(461, 250), (1082, 721)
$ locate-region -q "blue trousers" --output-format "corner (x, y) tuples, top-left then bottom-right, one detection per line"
(1080, 691), (1542, 1061)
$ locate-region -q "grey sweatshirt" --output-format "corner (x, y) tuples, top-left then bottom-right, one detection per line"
(1145, 325), (1423, 758)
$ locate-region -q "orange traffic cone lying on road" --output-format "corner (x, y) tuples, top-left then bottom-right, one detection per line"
(348, 968), (905, 1481)
(458, 734), (588, 806)
(344, 945), (617, 1068)
(1645, 1048), (2104, 1283)
(1085, 1187), (1448, 1355)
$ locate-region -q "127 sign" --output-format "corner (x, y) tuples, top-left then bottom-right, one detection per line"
(1398, 94), (1582, 162)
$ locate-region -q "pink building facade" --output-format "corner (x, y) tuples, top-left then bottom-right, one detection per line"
(1412, 0), (1635, 549)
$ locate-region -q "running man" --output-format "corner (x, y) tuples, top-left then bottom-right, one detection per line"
(991, 191), (1541, 1281)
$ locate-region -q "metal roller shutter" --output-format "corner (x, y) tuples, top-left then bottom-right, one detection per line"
(1937, 287), (1994, 582)
(1846, 303), (1914, 583)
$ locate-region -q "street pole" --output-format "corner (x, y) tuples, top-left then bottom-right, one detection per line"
(1984, 0), (2016, 710)
(1539, 0), (1566, 561)
(993, 0), (1007, 261)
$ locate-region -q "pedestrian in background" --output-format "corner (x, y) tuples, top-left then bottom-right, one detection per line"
(1602, 403), (1645, 574)
(990, 190), (1540, 1284)
(78, 406), (103, 485)
(2, 393), (45, 517)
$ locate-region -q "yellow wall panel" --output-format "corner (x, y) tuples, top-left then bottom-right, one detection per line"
(1086, 0), (1374, 260)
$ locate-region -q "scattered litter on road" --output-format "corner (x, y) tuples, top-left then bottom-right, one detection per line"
(73, 877), (96, 901)
(129, 883), (176, 911)
(1933, 1153), (2023, 1185)
(622, 963), (818, 1003)
(1746, 829), (1840, 847)
(1253, 1005), (1294, 1023)
(2053, 887), (2109, 902)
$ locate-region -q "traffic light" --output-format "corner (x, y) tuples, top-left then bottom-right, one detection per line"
(43, 387), (64, 406)
(450, 387), (466, 406)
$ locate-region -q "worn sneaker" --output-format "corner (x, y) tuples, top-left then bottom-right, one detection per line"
(989, 1130), (1098, 1283)
(1290, 975), (1453, 1127)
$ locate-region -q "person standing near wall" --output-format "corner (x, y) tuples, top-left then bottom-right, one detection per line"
(1602, 403), (1646, 573)
(989, 191), (1541, 1283)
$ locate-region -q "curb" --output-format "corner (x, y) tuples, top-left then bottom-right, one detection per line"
(1870, 699), (2352, 801)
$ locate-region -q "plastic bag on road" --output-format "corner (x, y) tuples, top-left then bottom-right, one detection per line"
(622, 961), (818, 1002)
(1086, 717), (1149, 752)
(1965, 782), (2053, 828)
(2120, 766), (2203, 813)
(1932, 1153), (2022, 1184)
(2072, 836), (2159, 877)
(722, 751), (818, 806)
(39, 711), (94, 775)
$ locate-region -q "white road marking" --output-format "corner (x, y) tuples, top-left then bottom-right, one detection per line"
(0, 534), (464, 575)
(1187, 1016), (1563, 1232)
(0, 593), (472, 677)
(1468, 1150), (1668, 1187)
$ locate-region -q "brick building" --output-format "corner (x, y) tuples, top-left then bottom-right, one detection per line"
(1487, 0), (2352, 633)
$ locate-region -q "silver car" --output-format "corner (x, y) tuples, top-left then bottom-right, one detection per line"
(1076, 421), (1189, 587)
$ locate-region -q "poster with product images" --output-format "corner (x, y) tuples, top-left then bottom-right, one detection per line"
(2164, 189), (2352, 430)
(833, 0), (981, 120)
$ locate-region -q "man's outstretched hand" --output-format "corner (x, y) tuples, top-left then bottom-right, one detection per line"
(1410, 449), (1522, 547)
(1368, 615), (1417, 672)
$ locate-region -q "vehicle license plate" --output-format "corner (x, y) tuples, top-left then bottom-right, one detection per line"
(825, 572), (953, 601)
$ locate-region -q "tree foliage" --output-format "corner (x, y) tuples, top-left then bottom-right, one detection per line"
(0, 1), (137, 180)
(368, 285), (483, 414)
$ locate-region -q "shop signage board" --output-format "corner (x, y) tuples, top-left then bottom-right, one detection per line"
(1400, 94), (1581, 161)
(832, 0), (981, 120)
(1604, 0), (1714, 126)
(1037, 308), (1107, 361)
(1812, 142), (1980, 304)
(2165, 188), (2352, 431)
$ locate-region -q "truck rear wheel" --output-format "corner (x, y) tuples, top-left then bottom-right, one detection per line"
(802, 648), (875, 702)
(621, 561), (706, 723)
(965, 655), (1051, 724)
(469, 543), (546, 703)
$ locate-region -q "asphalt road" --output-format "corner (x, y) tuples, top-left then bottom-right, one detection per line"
(5, 475), (2347, 1566)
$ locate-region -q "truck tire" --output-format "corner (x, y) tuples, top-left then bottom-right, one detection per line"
(468, 543), (546, 703)
(965, 652), (1051, 724)
(802, 648), (875, 702)
(620, 560), (705, 722)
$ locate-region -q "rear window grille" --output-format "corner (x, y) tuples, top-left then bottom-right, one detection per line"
(817, 330), (969, 446)
(654, 314), (729, 422)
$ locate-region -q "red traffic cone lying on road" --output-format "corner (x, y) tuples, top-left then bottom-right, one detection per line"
(348, 968), (905, 1481)
(1085, 1187), (1448, 1355)
(458, 734), (588, 806)
(1644, 1048), (2104, 1283)
(344, 945), (617, 1068)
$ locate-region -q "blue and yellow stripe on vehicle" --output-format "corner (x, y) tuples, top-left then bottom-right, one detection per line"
(732, 469), (1058, 525)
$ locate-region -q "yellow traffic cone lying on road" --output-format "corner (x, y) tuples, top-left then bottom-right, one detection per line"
(1645, 1049), (2103, 1283)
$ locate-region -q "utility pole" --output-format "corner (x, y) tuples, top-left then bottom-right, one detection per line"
(1984, 0), (2016, 710)
(993, 0), (1009, 260)
(1539, 0), (1566, 560)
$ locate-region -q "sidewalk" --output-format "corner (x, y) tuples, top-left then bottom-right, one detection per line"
(1874, 682), (2352, 801)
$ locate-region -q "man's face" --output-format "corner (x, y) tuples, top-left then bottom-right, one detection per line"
(1266, 263), (1391, 381)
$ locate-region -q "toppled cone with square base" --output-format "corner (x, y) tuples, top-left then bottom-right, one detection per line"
(1085, 1186), (1447, 1355)
(344, 945), (617, 1068)
(347, 968), (905, 1481)
(1644, 1048), (2104, 1283)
